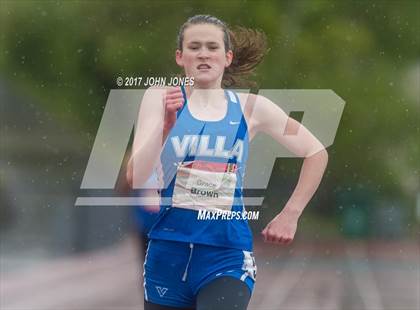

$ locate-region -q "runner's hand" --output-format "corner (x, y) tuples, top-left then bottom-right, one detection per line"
(163, 87), (184, 132)
(261, 209), (299, 245)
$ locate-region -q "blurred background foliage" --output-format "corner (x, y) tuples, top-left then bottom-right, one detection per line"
(1, 0), (419, 249)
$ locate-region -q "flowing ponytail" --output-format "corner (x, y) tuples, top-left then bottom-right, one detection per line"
(177, 15), (268, 88)
(224, 26), (268, 88)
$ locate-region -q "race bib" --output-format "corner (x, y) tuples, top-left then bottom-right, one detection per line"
(172, 161), (237, 212)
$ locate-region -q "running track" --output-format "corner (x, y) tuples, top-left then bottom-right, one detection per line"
(1, 237), (418, 310)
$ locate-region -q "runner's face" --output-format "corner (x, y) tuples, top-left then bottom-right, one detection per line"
(176, 24), (233, 88)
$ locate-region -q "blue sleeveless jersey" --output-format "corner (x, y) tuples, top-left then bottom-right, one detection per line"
(148, 88), (253, 251)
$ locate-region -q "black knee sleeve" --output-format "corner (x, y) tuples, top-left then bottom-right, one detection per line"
(196, 276), (251, 310)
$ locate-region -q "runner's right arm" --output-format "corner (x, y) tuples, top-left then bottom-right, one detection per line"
(126, 87), (184, 188)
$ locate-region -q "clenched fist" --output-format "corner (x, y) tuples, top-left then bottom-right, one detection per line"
(163, 87), (185, 133)
(261, 208), (300, 245)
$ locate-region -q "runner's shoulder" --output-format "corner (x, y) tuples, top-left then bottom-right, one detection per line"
(138, 86), (168, 114)
(235, 92), (282, 125)
(236, 92), (268, 105)
(235, 92), (265, 116)
(236, 92), (279, 110)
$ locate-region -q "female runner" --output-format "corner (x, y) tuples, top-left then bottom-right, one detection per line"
(127, 15), (328, 310)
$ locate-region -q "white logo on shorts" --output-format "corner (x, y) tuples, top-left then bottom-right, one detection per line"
(155, 286), (168, 297)
(229, 121), (240, 125)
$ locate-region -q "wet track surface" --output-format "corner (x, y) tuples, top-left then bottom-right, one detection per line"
(1, 237), (418, 310)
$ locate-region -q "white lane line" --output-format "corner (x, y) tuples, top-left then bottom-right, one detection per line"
(322, 272), (343, 310)
(347, 242), (384, 310)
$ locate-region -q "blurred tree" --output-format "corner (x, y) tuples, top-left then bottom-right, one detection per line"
(1, 0), (419, 225)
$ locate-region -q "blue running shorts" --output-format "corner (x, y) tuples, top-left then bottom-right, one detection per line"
(143, 239), (257, 308)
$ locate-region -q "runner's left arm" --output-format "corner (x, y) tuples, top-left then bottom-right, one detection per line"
(249, 94), (328, 244)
